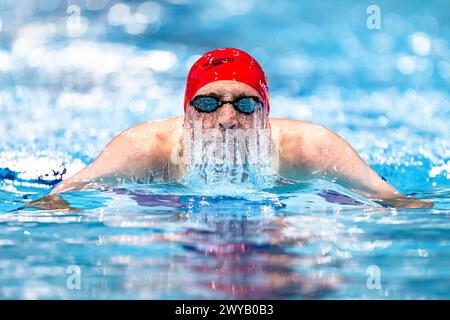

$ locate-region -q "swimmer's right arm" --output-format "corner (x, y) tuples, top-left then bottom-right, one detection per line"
(50, 122), (171, 196)
(21, 153), (120, 211)
(23, 123), (169, 210)
(50, 124), (168, 195)
(48, 139), (131, 195)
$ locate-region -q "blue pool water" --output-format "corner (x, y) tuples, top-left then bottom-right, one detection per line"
(1, 0), (450, 299)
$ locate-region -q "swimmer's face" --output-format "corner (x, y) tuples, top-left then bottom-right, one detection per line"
(184, 80), (268, 130)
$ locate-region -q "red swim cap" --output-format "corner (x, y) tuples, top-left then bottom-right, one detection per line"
(184, 48), (270, 113)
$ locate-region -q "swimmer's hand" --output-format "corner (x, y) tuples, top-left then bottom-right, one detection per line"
(20, 194), (81, 212)
(374, 196), (434, 209)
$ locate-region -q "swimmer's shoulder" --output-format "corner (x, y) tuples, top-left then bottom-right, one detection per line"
(116, 116), (182, 142)
(271, 118), (342, 167)
(128, 116), (183, 134)
(107, 116), (183, 156)
(271, 118), (332, 140)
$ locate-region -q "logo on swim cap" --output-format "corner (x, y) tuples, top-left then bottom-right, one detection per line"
(202, 56), (235, 71)
(184, 48), (270, 113)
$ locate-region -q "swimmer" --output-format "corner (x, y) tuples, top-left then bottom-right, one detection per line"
(37, 48), (432, 209)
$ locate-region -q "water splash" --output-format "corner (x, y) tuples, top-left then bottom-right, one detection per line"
(179, 111), (277, 194)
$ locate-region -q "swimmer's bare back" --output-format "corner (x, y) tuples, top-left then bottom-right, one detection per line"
(42, 117), (433, 209)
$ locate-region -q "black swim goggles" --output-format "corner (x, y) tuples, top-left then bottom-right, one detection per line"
(189, 95), (263, 115)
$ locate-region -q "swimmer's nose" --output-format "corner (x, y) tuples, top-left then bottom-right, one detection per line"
(219, 123), (237, 130)
(217, 103), (239, 130)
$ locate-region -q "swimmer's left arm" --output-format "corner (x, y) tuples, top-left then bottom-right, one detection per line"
(281, 124), (433, 208)
(316, 131), (433, 208)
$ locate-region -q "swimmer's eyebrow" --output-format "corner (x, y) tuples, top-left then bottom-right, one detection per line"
(200, 91), (249, 99)
(201, 91), (222, 98)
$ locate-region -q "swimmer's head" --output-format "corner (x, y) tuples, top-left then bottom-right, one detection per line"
(183, 48), (270, 130)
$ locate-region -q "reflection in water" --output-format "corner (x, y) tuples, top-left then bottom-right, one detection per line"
(176, 217), (339, 299)
(94, 190), (341, 299)
(1, 184), (449, 299)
